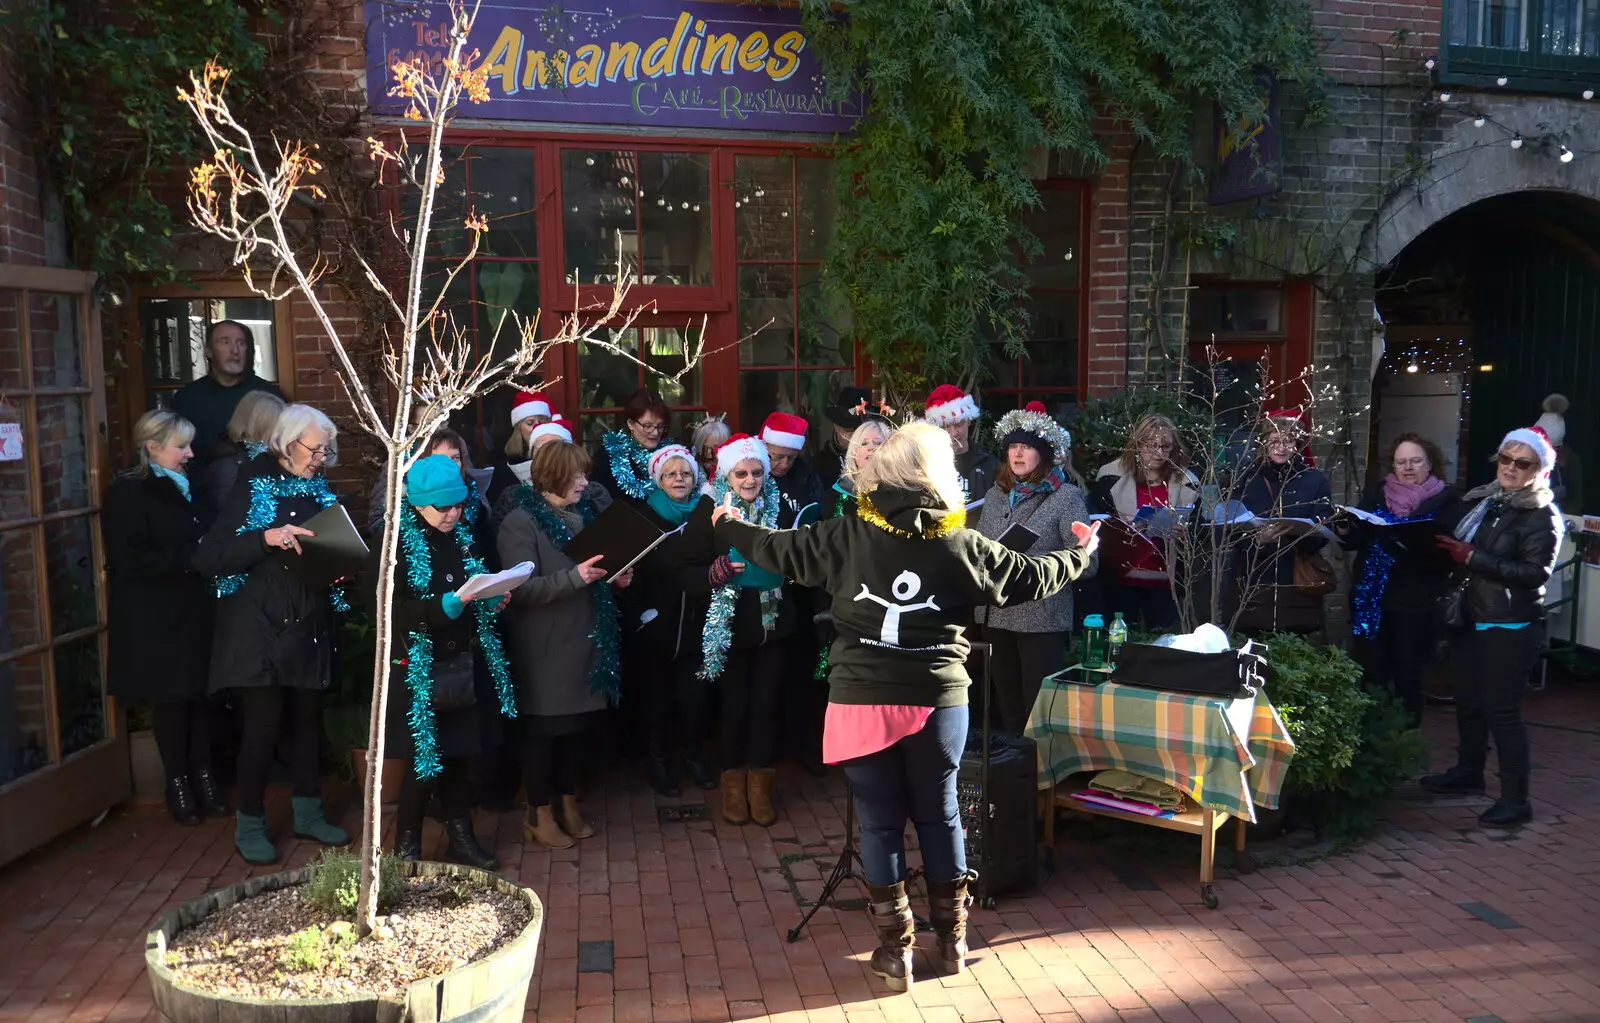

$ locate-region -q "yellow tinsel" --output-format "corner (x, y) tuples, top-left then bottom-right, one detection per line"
(856, 494), (966, 538)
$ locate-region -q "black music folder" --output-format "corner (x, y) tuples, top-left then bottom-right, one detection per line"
(563, 498), (669, 578)
(278, 503), (370, 588)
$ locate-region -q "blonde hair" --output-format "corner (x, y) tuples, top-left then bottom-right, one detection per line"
(856, 421), (966, 515)
(130, 409), (195, 477)
(844, 419), (894, 479)
(1118, 412), (1187, 478)
(504, 414), (551, 460)
(226, 390), (286, 445)
(268, 403), (338, 466)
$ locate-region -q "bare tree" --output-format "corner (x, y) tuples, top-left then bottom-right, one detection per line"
(178, 0), (706, 933)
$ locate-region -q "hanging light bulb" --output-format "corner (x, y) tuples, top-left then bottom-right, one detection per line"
(755, 189), (765, 198)
(1561, 146), (1574, 162)
(1585, 89), (1595, 100)
(1474, 116), (1486, 127)
(1406, 362), (1420, 374)
(585, 156), (595, 166)
(693, 203), (701, 212)
(1425, 57), (1436, 70)
(1511, 135), (1524, 149)
(1439, 90), (1452, 102)
(657, 197), (666, 206)
(1497, 76), (1509, 86)
(734, 200), (741, 207)
(680, 201), (689, 209)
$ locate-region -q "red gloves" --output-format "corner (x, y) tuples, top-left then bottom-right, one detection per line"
(1434, 535), (1474, 566)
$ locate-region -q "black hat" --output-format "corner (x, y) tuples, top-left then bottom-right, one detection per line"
(826, 386), (889, 429)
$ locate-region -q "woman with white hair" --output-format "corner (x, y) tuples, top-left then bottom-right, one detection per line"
(194, 402), (350, 865)
(709, 421), (1098, 989)
(106, 410), (223, 826)
(690, 415), (731, 493)
(1423, 424), (1564, 829)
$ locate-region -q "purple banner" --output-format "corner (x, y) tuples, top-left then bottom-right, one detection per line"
(1209, 71), (1280, 205)
(367, 1), (861, 133)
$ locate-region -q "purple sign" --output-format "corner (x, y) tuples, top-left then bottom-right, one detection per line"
(366, 1), (861, 133)
(1209, 71), (1281, 205)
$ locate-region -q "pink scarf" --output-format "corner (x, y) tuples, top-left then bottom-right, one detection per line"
(1382, 473), (1446, 519)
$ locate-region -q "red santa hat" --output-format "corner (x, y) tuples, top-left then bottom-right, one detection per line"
(759, 411), (809, 452)
(923, 384), (980, 427)
(1501, 425), (1558, 474)
(529, 417), (574, 446)
(715, 433), (770, 479)
(511, 390), (553, 426)
(648, 444), (702, 487)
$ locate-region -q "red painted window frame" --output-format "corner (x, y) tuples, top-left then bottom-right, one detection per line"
(1186, 278), (1316, 412)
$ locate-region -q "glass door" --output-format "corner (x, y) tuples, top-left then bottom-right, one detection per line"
(0, 265), (121, 868)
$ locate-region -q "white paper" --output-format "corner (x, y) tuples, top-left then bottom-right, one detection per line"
(454, 561), (534, 602)
(1337, 505), (1390, 526)
(639, 608), (659, 626)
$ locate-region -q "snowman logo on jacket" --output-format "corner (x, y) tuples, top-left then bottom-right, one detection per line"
(856, 570), (940, 647)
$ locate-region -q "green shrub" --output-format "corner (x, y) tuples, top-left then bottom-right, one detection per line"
(279, 923), (357, 973)
(301, 849), (403, 918)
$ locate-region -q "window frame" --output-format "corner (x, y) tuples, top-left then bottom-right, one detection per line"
(1440, 0), (1600, 94)
(1186, 278), (1315, 415)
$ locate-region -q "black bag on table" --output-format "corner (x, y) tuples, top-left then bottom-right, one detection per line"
(1109, 642), (1263, 700)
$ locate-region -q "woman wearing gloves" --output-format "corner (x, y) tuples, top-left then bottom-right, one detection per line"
(710, 422), (1099, 990)
(1424, 425), (1563, 828)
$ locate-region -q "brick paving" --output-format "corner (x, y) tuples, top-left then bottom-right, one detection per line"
(3, 684), (1599, 1023)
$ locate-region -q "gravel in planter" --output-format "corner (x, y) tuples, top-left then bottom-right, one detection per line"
(163, 874), (531, 999)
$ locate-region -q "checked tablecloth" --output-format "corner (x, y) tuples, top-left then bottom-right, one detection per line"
(1023, 677), (1296, 824)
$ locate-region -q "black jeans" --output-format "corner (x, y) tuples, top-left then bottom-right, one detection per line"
(233, 686), (322, 817)
(721, 644), (783, 769)
(1450, 625), (1542, 791)
(1352, 605), (1444, 728)
(522, 731), (585, 808)
(398, 757), (471, 833)
(781, 630), (825, 762)
(841, 705), (969, 886)
(986, 628), (1065, 735)
(152, 698), (213, 778)
(645, 653), (712, 761)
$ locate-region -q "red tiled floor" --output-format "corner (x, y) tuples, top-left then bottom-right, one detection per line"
(4, 682), (1600, 1023)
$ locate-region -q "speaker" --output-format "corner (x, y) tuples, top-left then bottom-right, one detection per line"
(958, 640), (1039, 904)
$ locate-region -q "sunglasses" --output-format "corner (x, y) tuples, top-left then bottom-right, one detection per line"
(730, 468), (765, 480)
(1498, 453), (1539, 471)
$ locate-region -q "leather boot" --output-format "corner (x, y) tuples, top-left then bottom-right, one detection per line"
(747, 767), (777, 827)
(1420, 765), (1486, 794)
(647, 757), (680, 798)
(1480, 774), (1532, 829)
(523, 805), (573, 850)
(394, 828), (423, 862)
(166, 776), (201, 827)
(865, 881), (915, 992)
(685, 757), (717, 791)
(445, 818), (500, 870)
(191, 768), (229, 818)
(926, 872), (976, 976)
(720, 768), (749, 825)
(558, 794), (596, 839)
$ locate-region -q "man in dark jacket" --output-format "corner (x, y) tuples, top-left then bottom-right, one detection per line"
(171, 320), (285, 475)
(815, 386), (888, 494)
(923, 384), (997, 506)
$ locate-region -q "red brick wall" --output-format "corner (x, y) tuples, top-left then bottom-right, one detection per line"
(0, 24), (46, 265)
(1313, 0), (1443, 83)
(1085, 125), (1138, 397)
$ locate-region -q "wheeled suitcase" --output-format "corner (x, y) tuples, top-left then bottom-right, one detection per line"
(956, 641), (1040, 906)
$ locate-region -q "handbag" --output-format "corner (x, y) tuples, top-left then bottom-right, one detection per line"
(1292, 550), (1337, 597)
(1110, 642), (1263, 699)
(429, 649), (477, 711)
(1439, 577), (1469, 632)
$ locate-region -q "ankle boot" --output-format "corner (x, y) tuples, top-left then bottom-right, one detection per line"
(166, 777), (201, 827)
(191, 767), (229, 818)
(394, 828), (423, 861)
(445, 818), (500, 870)
(558, 794), (595, 839)
(1480, 775), (1532, 828)
(865, 881), (915, 992)
(1420, 765), (1486, 794)
(720, 768), (749, 825)
(523, 805), (573, 849)
(925, 872), (976, 976)
(747, 767), (777, 827)
(647, 757), (680, 798)
(685, 757), (717, 791)
(234, 812), (278, 865)
(291, 796), (350, 846)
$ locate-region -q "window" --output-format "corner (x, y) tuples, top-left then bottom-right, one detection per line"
(574, 324), (706, 447)
(986, 181), (1086, 416)
(1443, 0), (1600, 90)
(1187, 281), (1314, 429)
(733, 154), (850, 442)
(137, 296), (279, 409)
(561, 149), (712, 286)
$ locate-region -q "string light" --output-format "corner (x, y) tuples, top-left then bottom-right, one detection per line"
(1439, 90), (1452, 102)
(1406, 362), (1420, 373)
(1511, 135), (1524, 149)
(1474, 116), (1485, 127)
(1425, 57), (1437, 70)
(1561, 146), (1574, 162)
(1585, 89), (1595, 100)
(1497, 76), (1509, 86)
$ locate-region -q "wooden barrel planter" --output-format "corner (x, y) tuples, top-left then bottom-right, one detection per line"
(144, 861), (542, 1023)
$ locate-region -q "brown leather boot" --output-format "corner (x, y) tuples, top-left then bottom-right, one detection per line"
(866, 880), (915, 992)
(925, 873), (974, 975)
(558, 793), (595, 839)
(747, 767), (777, 827)
(523, 805), (573, 850)
(720, 768), (749, 825)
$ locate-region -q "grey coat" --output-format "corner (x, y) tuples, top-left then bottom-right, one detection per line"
(974, 480), (1098, 633)
(496, 496), (610, 720)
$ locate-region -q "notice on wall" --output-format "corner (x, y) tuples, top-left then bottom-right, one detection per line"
(0, 422), (21, 462)
(366, 0), (861, 133)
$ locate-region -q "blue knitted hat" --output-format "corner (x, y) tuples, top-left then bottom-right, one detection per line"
(405, 454), (468, 509)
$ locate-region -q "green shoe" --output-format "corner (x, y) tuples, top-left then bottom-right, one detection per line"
(291, 796), (350, 846)
(235, 812), (279, 865)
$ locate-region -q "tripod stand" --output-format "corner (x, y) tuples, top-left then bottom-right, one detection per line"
(787, 782), (864, 942)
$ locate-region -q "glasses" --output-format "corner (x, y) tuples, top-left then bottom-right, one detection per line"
(1393, 457), (1428, 469)
(631, 419), (667, 435)
(730, 468), (765, 480)
(292, 439), (331, 461)
(661, 470), (695, 481)
(1139, 441), (1174, 453)
(1498, 453), (1538, 471)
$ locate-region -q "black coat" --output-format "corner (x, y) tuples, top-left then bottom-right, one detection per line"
(626, 500), (712, 659)
(774, 457), (824, 528)
(955, 448), (1000, 508)
(814, 441), (849, 496)
(1234, 457), (1334, 587)
(1343, 481), (1462, 612)
(193, 453), (339, 692)
(1438, 485), (1563, 625)
(195, 439), (252, 529)
(677, 498), (795, 649)
(104, 473), (213, 703)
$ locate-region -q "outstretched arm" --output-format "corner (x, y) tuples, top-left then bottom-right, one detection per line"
(714, 517), (842, 590)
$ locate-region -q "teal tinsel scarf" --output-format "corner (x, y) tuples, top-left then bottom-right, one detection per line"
(699, 475), (781, 681)
(601, 430), (658, 501)
(216, 471), (349, 612)
(508, 485), (622, 704)
(396, 505), (517, 780)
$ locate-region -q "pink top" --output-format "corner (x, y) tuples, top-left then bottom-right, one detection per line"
(823, 702), (936, 764)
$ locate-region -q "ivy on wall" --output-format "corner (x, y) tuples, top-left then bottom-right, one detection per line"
(800, 0), (1327, 401)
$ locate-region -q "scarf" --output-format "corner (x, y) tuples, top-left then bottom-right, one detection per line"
(215, 468), (348, 611)
(1454, 480), (1556, 544)
(152, 465), (191, 501)
(646, 487), (700, 526)
(1383, 474), (1445, 519)
(700, 474), (781, 680)
(1008, 464), (1067, 508)
(601, 430), (659, 501)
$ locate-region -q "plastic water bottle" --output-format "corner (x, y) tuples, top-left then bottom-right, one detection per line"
(1082, 614), (1107, 669)
(1107, 612), (1128, 669)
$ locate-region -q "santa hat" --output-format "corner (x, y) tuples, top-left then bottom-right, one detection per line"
(1501, 425), (1558, 474)
(759, 412), (809, 452)
(996, 401), (1071, 465)
(1536, 394), (1568, 448)
(715, 433), (770, 479)
(649, 444), (702, 487)
(511, 390), (553, 426)
(923, 384), (980, 427)
(529, 417), (574, 446)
